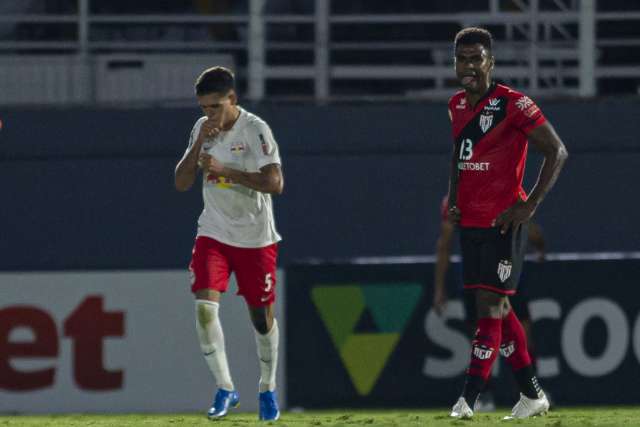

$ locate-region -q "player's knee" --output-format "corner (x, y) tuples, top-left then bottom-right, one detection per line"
(476, 290), (507, 318)
(252, 316), (269, 335)
(195, 300), (221, 352)
(196, 300), (218, 325)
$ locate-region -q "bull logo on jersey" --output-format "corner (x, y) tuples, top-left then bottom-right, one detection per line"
(497, 259), (512, 283)
(230, 142), (246, 154)
(207, 174), (234, 189)
(479, 114), (493, 133)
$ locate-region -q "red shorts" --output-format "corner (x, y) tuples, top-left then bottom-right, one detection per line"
(189, 236), (278, 307)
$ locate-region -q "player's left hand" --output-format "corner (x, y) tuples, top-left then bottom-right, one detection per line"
(492, 198), (536, 234)
(198, 153), (226, 176)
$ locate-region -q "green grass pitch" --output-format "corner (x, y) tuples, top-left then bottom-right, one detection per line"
(1, 408), (639, 426)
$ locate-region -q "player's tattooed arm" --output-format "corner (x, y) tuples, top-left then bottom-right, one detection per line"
(199, 156), (284, 195)
(493, 122), (568, 234)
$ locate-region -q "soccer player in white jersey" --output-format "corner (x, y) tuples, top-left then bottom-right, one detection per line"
(174, 66), (283, 421)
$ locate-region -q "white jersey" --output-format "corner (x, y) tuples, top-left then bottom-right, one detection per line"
(186, 107), (282, 248)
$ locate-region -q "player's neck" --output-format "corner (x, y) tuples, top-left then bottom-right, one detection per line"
(222, 106), (241, 131)
(465, 81), (494, 107)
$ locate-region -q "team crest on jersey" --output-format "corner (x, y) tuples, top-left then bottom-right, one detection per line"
(497, 259), (512, 283)
(479, 114), (493, 133)
(230, 142), (246, 154)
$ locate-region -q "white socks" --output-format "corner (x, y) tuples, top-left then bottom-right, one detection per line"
(254, 319), (279, 392)
(195, 300), (234, 391)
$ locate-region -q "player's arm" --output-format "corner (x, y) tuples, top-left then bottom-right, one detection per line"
(494, 122), (568, 233)
(199, 156), (284, 195)
(525, 122), (568, 209)
(175, 119), (220, 192)
(433, 219), (455, 315)
(446, 106), (462, 223)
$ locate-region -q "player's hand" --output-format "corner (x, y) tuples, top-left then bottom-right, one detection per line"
(197, 118), (221, 142)
(448, 206), (461, 224)
(492, 198), (536, 234)
(433, 288), (448, 316)
(198, 153), (226, 176)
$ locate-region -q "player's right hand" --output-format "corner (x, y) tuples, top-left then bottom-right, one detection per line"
(433, 288), (448, 316)
(197, 118), (221, 142)
(448, 206), (461, 224)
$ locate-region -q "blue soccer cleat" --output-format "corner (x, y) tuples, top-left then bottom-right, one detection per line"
(207, 389), (240, 419)
(259, 390), (280, 421)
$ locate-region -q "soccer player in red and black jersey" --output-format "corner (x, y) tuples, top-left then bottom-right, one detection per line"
(446, 28), (567, 420)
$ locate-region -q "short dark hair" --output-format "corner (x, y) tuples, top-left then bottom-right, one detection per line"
(454, 27), (493, 52)
(195, 66), (235, 96)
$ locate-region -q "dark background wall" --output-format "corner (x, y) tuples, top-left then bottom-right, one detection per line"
(1, 99), (639, 270)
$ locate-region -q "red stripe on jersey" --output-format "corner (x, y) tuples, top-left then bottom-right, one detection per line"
(463, 283), (517, 295)
(448, 84), (546, 228)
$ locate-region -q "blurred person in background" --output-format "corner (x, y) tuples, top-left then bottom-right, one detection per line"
(446, 27), (567, 420)
(175, 66), (284, 421)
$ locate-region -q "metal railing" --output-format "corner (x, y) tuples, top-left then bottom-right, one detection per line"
(0, 0), (639, 104)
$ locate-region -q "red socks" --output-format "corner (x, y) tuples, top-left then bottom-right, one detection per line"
(463, 310), (541, 404)
(501, 309), (532, 371)
(467, 317), (502, 380)
(462, 317), (502, 405)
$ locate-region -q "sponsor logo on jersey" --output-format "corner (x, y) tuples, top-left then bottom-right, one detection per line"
(515, 95), (534, 111)
(479, 114), (493, 133)
(206, 174), (234, 189)
(483, 97), (502, 112)
(500, 341), (515, 358)
(497, 259), (513, 282)
(458, 161), (490, 171)
(473, 344), (494, 360)
(456, 97), (467, 110)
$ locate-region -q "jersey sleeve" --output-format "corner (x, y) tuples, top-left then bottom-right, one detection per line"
(509, 93), (546, 135)
(248, 120), (282, 169)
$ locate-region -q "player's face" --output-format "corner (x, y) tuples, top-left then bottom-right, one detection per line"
(197, 90), (237, 127)
(455, 44), (494, 94)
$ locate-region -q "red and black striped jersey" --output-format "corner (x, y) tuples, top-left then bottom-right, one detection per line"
(448, 83), (546, 228)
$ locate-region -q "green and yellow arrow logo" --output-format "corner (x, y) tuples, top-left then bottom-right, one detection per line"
(311, 283), (422, 396)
